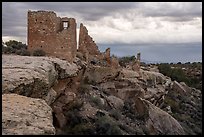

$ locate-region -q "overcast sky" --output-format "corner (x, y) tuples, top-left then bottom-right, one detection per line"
(2, 2), (202, 63)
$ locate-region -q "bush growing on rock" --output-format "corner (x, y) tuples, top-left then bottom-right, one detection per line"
(90, 96), (103, 108)
(16, 49), (31, 56)
(66, 100), (84, 111)
(164, 97), (180, 112)
(78, 84), (91, 94)
(33, 49), (46, 56)
(109, 109), (121, 120)
(2, 40), (28, 55)
(95, 115), (122, 135)
(119, 55), (136, 67)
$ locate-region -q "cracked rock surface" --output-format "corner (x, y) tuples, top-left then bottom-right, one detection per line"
(2, 94), (55, 135)
(2, 55), (79, 101)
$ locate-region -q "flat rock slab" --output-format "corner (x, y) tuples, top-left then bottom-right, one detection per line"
(2, 94), (56, 135)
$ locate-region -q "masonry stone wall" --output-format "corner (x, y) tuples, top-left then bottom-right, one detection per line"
(78, 23), (102, 61)
(27, 10), (76, 62)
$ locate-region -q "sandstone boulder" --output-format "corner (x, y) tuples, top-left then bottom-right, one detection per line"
(171, 81), (187, 94)
(2, 94), (55, 135)
(2, 55), (79, 102)
(106, 95), (124, 110)
(79, 103), (99, 119)
(84, 66), (119, 84)
(44, 88), (57, 105)
(140, 70), (166, 87)
(118, 68), (140, 79)
(134, 98), (185, 135)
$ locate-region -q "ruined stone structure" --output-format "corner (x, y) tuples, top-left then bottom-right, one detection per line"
(104, 48), (111, 65)
(132, 52), (141, 71)
(27, 10), (122, 69)
(78, 23), (102, 62)
(28, 10), (77, 62)
(111, 56), (120, 68)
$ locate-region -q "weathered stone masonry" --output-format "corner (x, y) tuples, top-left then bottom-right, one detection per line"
(78, 23), (102, 62)
(28, 10), (77, 62)
(27, 10), (120, 69)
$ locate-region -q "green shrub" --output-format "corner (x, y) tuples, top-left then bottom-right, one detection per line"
(3, 46), (16, 54)
(96, 115), (122, 135)
(66, 100), (84, 111)
(119, 55), (136, 67)
(109, 109), (121, 120)
(67, 123), (95, 135)
(33, 49), (46, 56)
(158, 63), (201, 90)
(164, 97), (180, 112)
(2, 40), (28, 55)
(21, 49), (31, 56)
(5, 40), (27, 50)
(78, 84), (91, 94)
(90, 96), (103, 108)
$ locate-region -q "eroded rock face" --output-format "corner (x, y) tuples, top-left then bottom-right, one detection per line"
(2, 94), (55, 135)
(163, 84), (202, 135)
(171, 81), (187, 94)
(106, 95), (124, 110)
(140, 70), (167, 87)
(118, 68), (140, 79)
(83, 65), (119, 84)
(2, 55), (79, 103)
(135, 98), (185, 135)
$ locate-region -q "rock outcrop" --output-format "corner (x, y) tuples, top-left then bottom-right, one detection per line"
(136, 98), (185, 135)
(2, 54), (201, 135)
(2, 94), (55, 135)
(2, 54), (79, 103)
(162, 83), (202, 135)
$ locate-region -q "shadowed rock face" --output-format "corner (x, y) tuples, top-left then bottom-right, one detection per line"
(2, 94), (55, 135)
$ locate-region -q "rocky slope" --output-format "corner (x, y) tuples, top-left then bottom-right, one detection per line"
(2, 55), (202, 135)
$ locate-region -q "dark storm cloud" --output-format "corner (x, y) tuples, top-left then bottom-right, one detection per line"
(12, 2), (137, 21)
(2, 2), (136, 37)
(2, 2), (202, 42)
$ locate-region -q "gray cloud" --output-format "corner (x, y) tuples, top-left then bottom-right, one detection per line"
(2, 2), (202, 44)
(2, 2), (137, 37)
(2, 2), (202, 63)
(11, 2), (137, 21)
(139, 2), (202, 20)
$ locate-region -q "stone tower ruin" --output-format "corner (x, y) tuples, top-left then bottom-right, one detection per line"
(27, 10), (120, 69)
(27, 10), (77, 62)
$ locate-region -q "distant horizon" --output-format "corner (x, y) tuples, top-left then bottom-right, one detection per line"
(97, 42), (202, 64)
(2, 39), (202, 64)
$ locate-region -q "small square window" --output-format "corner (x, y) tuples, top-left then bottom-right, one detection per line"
(63, 22), (68, 29)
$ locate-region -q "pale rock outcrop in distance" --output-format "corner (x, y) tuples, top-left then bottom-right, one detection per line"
(2, 94), (55, 135)
(140, 69), (167, 86)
